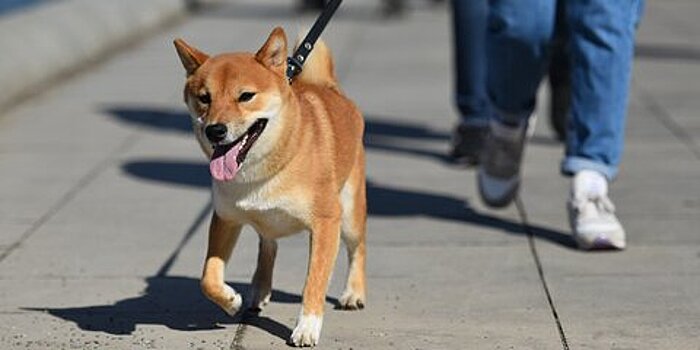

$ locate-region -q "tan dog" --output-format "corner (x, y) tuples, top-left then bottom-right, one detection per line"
(174, 27), (366, 347)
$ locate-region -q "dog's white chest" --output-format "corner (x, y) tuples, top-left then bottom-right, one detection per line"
(213, 181), (308, 238)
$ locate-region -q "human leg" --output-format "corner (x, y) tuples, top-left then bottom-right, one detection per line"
(449, 0), (490, 165)
(478, 0), (556, 207)
(562, 0), (644, 180)
(548, 0), (570, 141)
(451, 0), (490, 127)
(563, 0), (645, 249)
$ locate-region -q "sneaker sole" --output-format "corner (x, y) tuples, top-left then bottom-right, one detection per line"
(574, 234), (626, 250)
(477, 169), (520, 208)
(567, 203), (626, 251)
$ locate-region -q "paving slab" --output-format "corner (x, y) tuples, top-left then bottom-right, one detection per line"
(240, 246), (561, 350)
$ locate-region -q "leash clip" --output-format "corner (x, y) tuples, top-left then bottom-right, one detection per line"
(286, 0), (343, 83)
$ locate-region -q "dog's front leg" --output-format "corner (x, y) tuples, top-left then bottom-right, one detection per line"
(249, 236), (278, 312)
(290, 217), (341, 347)
(201, 212), (243, 316)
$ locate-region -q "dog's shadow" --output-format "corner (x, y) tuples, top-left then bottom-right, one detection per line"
(23, 275), (336, 340)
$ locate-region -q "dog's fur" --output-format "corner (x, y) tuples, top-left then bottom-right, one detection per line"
(174, 27), (366, 347)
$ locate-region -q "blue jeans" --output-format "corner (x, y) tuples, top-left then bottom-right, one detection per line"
(487, 0), (645, 180)
(451, 0), (490, 127)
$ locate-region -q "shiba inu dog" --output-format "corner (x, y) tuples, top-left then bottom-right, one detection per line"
(174, 27), (366, 347)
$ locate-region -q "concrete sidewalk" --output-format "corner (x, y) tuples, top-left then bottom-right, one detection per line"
(1, 0), (699, 349)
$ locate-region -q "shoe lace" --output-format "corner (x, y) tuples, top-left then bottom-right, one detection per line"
(572, 194), (616, 216)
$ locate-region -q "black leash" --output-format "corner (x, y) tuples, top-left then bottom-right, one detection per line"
(286, 0), (343, 82)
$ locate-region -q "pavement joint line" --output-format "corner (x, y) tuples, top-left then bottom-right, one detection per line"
(229, 319), (248, 350)
(635, 85), (700, 161)
(515, 196), (570, 350)
(0, 133), (141, 265)
(155, 199), (213, 277)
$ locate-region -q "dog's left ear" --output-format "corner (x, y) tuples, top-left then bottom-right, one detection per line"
(256, 27), (288, 77)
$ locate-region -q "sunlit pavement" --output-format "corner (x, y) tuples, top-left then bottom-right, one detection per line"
(1, 1), (699, 349)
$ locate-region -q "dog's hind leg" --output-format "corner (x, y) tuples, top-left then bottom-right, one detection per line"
(339, 154), (367, 310)
(201, 212), (243, 316)
(249, 236), (278, 312)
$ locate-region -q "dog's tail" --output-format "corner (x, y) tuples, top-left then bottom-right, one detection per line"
(294, 38), (338, 88)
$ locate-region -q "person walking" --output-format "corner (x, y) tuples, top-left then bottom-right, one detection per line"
(448, 0), (490, 165)
(477, 0), (645, 250)
(449, 0), (570, 164)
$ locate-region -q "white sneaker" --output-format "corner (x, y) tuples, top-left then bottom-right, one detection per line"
(567, 170), (626, 250)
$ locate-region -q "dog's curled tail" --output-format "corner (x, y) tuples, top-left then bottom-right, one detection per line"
(295, 38), (338, 88)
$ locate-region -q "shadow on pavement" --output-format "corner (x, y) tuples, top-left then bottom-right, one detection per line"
(105, 107), (192, 135)
(24, 276), (301, 339)
(121, 159), (575, 248)
(29, 107), (574, 336)
(104, 106), (455, 161)
(106, 105), (572, 247)
(104, 106), (559, 164)
(25, 194), (338, 340)
(635, 43), (700, 63)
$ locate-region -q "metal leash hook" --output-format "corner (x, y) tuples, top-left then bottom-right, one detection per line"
(286, 0), (343, 82)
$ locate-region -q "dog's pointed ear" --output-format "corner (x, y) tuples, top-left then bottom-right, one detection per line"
(174, 38), (209, 75)
(255, 27), (287, 77)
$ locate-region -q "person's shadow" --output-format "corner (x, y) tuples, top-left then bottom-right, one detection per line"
(103, 106), (559, 163)
(120, 158), (574, 247)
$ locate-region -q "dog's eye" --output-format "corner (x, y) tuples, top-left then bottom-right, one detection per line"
(198, 92), (211, 105)
(238, 92), (256, 103)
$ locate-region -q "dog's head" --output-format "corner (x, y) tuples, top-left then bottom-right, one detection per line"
(174, 27), (290, 182)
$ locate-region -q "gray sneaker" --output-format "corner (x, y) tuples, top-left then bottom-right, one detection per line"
(449, 123), (488, 166)
(477, 119), (530, 208)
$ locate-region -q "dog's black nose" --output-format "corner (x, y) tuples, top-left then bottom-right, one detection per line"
(205, 123), (228, 143)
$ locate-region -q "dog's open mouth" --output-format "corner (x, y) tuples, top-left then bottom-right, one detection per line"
(209, 119), (268, 182)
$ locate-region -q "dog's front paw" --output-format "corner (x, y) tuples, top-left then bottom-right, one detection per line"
(339, 288), (365, 310)
(290, 313), (323, 347)
(221, 285), (243, 316)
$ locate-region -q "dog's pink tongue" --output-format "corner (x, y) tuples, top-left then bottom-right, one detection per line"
(210, 144), (242, 182)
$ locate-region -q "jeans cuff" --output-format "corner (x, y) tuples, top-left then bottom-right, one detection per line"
(456, 96), (490, 126)
(561, 157), (617, 181)
(458, 117), (489, 128)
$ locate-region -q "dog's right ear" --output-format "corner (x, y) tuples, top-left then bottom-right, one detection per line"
(174, 38), (209, 75)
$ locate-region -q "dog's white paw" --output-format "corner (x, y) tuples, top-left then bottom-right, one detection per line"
(222, 285), (243, 316)
(339, 288), (365, 310)
(290, 313), (323, 347)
